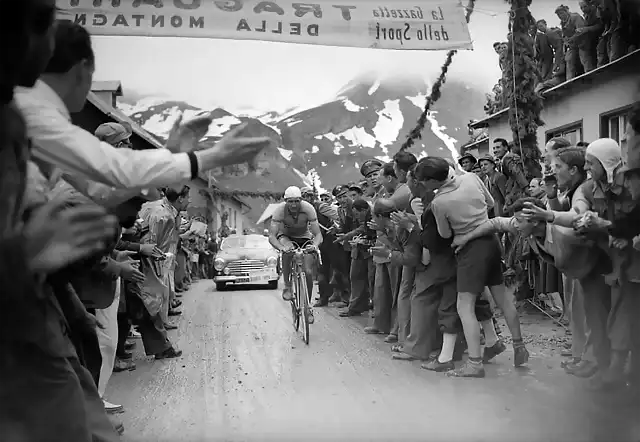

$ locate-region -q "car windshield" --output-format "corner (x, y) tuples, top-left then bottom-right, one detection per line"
(220, 235), (271, 250)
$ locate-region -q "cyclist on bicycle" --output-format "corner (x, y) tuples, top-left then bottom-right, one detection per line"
(269, 186), (323, 322)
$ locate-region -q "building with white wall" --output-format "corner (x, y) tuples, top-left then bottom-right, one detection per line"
(467, 49), (639, 156)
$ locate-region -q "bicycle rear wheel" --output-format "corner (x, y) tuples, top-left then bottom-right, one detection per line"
(299, 272), (310, 345)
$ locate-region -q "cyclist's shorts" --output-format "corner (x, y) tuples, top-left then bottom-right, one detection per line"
(278, 236), (311, 249)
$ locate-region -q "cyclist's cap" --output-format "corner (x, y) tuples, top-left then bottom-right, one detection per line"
(284, 186), (302, 199)
(300, 186), (314, 195)
(373, 198), (397, 216)
(332, 185), (349, 197)
(95, 122), (132, 145)
(360, 159), (383, 177)
(352, 199), (370, 211)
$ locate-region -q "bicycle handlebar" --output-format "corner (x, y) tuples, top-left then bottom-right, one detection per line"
(284, 241), (322, 266)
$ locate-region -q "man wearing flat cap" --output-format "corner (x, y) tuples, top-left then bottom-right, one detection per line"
(95, 122), (134, 147)
(348, 183), (363, 200)
(458, 153), (477, 173)
(331, 185), (355, 305)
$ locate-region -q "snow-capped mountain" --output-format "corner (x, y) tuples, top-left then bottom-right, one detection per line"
(117, 73), (485, 220)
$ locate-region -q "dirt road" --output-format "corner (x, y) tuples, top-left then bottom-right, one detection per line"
(108, 281), (639, 442)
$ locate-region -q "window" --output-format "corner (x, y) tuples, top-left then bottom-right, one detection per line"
(546, 121), (583, 145)
(601, 103), (639, 156)
(602, 112), (629, 150)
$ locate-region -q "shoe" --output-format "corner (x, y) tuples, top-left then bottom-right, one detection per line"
(572, 360), (598, 378)
(338, 310), (362, 317)
(113, 358), (136, 373)
(129, 329), (142, 339)
(446, 361), (485, 378)
(103, 400), (123, 414)
(421, 358), (455, 372)
(116, 351), (132, 360)
(313, 299), (328, 307)
(155, 346), (183, 360)
(363, 327), (385, 335)
(483, 340), (506, 363)
(164, 323), (178, 330)
(282, 286), (293, 301)
(108, 415), (124, 435)
(513, 346), (530, 367)
(384, 334), (398, 343)
(168, 309), (182, 316)
(392, 352), (418, 361)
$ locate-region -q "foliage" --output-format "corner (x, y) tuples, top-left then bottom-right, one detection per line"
(399, 0), (477, 152)
(504, 0), (544, 179)
(204, 188), (283, 201)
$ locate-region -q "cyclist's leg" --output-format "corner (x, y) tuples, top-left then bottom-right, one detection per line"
(279, 236), (295, 301)
(302, 251), (316, 324)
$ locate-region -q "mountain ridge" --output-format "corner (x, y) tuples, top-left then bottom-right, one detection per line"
(118, 74), (486, 222)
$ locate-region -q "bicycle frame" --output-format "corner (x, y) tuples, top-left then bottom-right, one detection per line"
(286, 241), (320, 344)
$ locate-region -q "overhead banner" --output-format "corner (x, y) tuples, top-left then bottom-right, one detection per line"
(58, 0), (473, 51)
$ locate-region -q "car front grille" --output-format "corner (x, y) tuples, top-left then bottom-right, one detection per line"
(226, 259), (265, 276)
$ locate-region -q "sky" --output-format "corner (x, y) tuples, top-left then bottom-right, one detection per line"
(91, 0), (579, 114)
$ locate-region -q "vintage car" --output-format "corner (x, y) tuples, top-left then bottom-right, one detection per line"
(213, 234), (281, 291)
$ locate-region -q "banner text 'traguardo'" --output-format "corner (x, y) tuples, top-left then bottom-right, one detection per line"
(59, 0), (473, 51)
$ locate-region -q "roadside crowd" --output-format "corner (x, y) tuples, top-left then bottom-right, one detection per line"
(306, 118), (640, 400)
(1, 7), (271, 441)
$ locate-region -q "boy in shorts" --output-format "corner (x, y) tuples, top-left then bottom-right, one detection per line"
(414, 157), (528, 378)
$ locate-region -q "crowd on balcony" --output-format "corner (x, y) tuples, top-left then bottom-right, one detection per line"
(485, 0), (640, 115)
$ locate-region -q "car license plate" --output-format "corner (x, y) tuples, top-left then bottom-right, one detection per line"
(249, 270), (274, 282)
(235, 277), (250, 283)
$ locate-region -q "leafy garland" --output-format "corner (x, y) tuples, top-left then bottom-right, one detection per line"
(399, 0), (477, 152)
(204, 188), (283, 200)
(504, 0), (544, 179)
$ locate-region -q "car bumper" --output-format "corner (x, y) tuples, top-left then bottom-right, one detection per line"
(214, 269), (279, 285)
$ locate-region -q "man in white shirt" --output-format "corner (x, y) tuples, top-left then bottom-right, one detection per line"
(14, 21), (271, 193)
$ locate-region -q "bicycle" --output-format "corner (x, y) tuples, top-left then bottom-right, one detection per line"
(286, 240), (321, 345)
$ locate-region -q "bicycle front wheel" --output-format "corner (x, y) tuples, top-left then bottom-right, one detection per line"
(291, 276), (300, 331)
(299, 272), (310, 345)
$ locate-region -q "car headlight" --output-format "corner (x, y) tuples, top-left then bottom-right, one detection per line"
(214, 257), (225, 271)
(266, 256), (278, 267)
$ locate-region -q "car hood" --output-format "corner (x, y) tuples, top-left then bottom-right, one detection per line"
(216, 248), (278, 261)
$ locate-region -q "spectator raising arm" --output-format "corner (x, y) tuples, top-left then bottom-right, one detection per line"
(14, 81), (271, 189)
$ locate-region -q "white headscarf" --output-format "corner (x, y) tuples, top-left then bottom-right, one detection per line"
(586, 138), (622, 184)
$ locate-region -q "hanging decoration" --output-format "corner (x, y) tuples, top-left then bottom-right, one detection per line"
(504, 0), (544, 179)
(203, 188), (284, 201)
(399, 0), (477, 153)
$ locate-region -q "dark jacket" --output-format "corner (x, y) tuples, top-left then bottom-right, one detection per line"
(419, 203), (457, 290)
